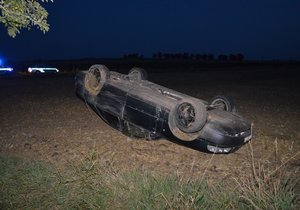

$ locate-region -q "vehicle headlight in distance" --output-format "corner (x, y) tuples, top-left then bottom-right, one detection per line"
(0, 67), (13, 71)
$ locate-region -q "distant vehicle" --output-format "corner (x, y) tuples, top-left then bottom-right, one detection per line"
(75, 64), (253, 154)
(28, 65), (59, 74)
(0, 66), (13, 74)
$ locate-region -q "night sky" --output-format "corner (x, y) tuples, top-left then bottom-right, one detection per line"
(1, 0), (300, 61)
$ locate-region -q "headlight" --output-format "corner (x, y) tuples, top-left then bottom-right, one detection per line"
(207, 145), (232, 153)
(0, 67), (13, 71)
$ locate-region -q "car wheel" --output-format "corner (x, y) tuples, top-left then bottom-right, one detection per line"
(84, 64), (110, 96)
(210, 96), (237, 113)
(168, 99), (207, 141)
(128, 67), (148, 80)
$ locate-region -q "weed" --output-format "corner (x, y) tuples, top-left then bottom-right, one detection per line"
(0, 143), (298, 209)
(234, 142), (299, 210)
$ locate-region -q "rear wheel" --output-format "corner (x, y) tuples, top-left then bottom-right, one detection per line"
(84, 64), (109, 96)
(210, 96), (237, 113)
(128, 67), (148, 80)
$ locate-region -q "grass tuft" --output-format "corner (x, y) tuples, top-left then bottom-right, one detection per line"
(234, 142), (299, 210)
(0, 144), (298, 210)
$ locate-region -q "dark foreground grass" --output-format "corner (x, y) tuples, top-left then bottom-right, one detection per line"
(0, 149), (298, 210)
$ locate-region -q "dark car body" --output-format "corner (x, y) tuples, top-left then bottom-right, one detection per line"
(75, 65), (253, 154)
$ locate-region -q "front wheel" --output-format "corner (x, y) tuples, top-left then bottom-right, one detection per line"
(168, 99), (207, 141)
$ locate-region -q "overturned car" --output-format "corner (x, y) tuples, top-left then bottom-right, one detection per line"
(75, 64), (253, 154)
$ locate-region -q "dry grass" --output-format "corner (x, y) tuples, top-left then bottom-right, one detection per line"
(233, 141), (299, 209)
(1, 141), (298, 210)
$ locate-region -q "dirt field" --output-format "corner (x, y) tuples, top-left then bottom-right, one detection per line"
(0, 67), (299, 182)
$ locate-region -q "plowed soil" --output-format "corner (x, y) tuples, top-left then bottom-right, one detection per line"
(1, 68), (299, 182)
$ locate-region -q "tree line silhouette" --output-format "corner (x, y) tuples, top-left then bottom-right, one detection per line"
(123, 53), (244, 61)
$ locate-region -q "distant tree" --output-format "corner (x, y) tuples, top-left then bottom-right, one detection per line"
(157, 52), (162, 59)
(190, 53), (195, 60)
(0, 0), (53, 38)
(123, 53), (144, 59)
(237, 53), (244, 61)
(164, 53), (171, 60)
(183, 52), (189, 60)
(175, 53), (182, 60)
(208, 54), (214, 61)
(201, 54), (208, 61)
(218, 54), (228, 61)
(229, 54), (237, 61)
